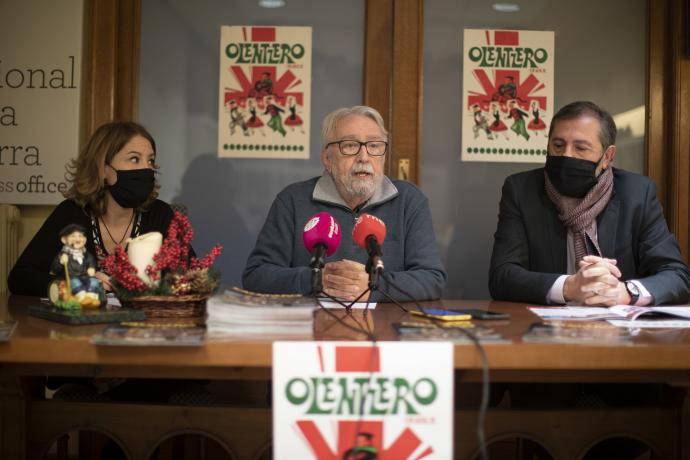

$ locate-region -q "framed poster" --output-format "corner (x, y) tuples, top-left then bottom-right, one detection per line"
(218, 26), (311, 159)
(461, 29), (554, 163)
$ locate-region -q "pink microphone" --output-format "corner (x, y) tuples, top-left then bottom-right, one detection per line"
(303, 212), (341, 295)
(303, 212), (341, 258)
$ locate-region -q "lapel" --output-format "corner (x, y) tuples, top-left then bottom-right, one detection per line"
(596, 191), (620, 258)
(540, 190), (567, 272)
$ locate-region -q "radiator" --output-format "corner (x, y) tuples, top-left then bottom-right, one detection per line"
(0, 205), (20, 293)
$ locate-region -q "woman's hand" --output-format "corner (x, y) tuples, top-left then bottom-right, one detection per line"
(95, 272), (113, 291)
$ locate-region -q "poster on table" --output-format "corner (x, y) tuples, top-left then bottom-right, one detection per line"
(218, 26), (311, 159)
(0, 0), (83, 204)
(461, 29), (554, 163)
(273, 341), (454, 459)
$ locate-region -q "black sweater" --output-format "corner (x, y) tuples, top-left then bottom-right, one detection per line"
(9, 199), (177, 296)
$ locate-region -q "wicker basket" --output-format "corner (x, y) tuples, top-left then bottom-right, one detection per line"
(120, 294), (208, 321)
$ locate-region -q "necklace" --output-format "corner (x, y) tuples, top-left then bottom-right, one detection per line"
(101, 211), (135, 246)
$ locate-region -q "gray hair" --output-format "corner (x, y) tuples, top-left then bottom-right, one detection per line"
(320, 106), (389, 149)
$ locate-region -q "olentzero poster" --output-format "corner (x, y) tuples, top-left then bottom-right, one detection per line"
(273, 341), (453, 458)
(461, 29), (554, 163)
(218, 26), (311, 159)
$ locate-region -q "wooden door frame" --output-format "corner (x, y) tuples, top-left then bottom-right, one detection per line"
(647, 0), (690, 260)
(364, 0), (424, 184)
(82, 0), (140, 141)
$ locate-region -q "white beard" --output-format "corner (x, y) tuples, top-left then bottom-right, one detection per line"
(330, 163), (382, 205)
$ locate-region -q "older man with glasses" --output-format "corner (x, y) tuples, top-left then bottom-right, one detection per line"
(243, 105), (446, 302)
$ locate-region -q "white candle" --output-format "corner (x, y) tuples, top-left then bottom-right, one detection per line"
(127, 231), (163, 286)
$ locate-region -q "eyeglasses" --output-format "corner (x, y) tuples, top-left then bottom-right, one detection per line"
(326, 139), (388, 157)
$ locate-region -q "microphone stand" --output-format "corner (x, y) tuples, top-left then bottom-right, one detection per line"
(314, 290), (375, 341)
(366, 260), (383, 291)
(315, 266), (490, 460)
(309, 244), (327, 296)
(378, 272), (490, 460)
(364, 235), (384, 291)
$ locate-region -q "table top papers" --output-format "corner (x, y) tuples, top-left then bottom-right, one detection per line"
(529, 305), (690, 328)
(317, 299), (377, 309)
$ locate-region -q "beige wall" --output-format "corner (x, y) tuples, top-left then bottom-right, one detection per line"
(16, 206), (53, 256)
(1, 0), (84, 266)
(0, 0), (84, 206)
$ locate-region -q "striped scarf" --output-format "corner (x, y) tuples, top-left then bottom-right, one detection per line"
(544, 167), (614, 263)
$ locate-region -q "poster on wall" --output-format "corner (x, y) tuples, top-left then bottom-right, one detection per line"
(218, 26), (311, 159)
(273, 341), (454, 459)
(461, 29), (554, 163)
(0, 0), (83, 204)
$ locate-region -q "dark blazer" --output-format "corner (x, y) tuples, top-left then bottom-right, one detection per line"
(489, 167), (690, 305)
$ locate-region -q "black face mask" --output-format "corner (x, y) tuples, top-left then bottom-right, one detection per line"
(544, 154), (605, 198)
(106, 167), (155, 208)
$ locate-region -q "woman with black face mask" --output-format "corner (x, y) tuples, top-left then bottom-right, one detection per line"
(8, 121), (191, 296)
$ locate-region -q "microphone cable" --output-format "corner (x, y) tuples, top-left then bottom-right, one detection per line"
(382, 273), (491, 460)
(350, 319), (378, 456)
(320, 287), (374, 337)
(345, 288), (372, 311)
(374, 287), (409, 313)
(313, 290), (379, 456)
(336, 278), (489, 459)
(315, 291), (375, 342)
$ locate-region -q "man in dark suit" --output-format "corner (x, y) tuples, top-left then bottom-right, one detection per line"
(489, 100), (690, 306)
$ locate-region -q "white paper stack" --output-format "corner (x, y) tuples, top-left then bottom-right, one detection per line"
(528, 305), (690, 328)
(206, 288), (316, 340)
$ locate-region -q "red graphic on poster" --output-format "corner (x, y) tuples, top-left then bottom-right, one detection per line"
(223, 66), (304, 109)
(467, 70), (546, 112)
(334, 345), (380, 372)
(466, 31), (547, 113)
(290, 346), (434, 459)
(296, 420), (434, 460)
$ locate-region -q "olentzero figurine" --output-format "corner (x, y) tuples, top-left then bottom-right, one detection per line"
(48, 224), (105, 309)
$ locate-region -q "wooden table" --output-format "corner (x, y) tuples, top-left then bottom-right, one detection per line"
(1, 294), (690, 459)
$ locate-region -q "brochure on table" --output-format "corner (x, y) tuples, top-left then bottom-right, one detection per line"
(529, 305), (690, 325)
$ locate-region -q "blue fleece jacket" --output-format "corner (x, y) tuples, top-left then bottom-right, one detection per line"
(242, 174), (446, 301)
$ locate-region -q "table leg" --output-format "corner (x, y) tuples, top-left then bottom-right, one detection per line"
(682, 388), (690, 460)
(0, 375), (27, 460)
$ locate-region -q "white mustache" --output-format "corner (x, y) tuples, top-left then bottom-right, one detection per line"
(350, 163), (374, 175)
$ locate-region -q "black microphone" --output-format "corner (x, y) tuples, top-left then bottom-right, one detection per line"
(364, 235), (384, 276)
